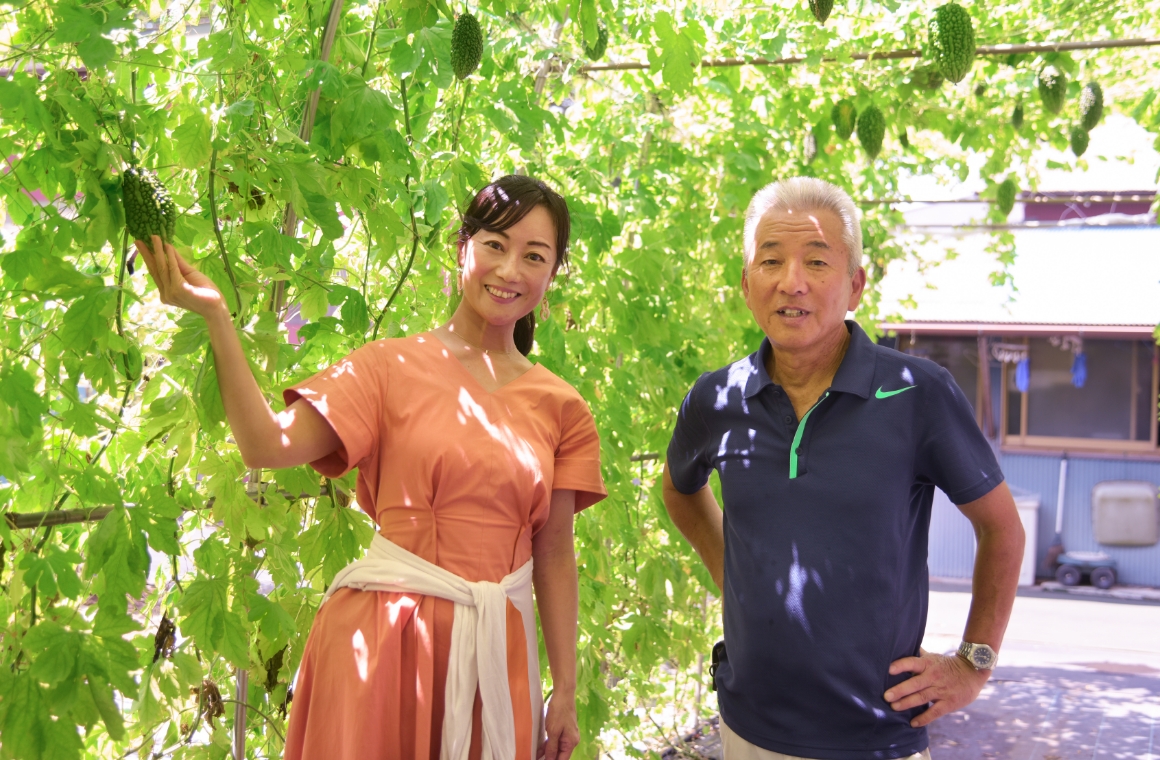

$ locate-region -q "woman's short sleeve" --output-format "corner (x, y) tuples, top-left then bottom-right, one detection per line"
(553, 398), (607, 513)
(283, 342), (386, 478)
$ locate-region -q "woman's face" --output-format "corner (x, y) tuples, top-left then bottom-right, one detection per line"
(459, 204), (558, 326)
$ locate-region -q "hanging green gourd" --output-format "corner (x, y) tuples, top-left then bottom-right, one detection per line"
(583, 22), (609, 61)
(1070, 125), (1089, 157)
(1038, 66), (1067, 115)
(856, 105), (885, 159)
(450, 12), (483, 80)
(809, 0), (834, 23)
(996, 177), (1017, 217)
(1079, 82), (1104, 131)
(928, 2), (976, 83)
(832, 99), (857, 140)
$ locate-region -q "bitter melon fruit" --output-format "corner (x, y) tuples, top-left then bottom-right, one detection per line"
(856, 105), (885, 159)
(122, 167), (176, 245)
(583, 22), (609, 61)
(929, 3), (975, 84)
(832, 99), (857, 140)
(996, 178), (1017, 217)
(1079, 82), (1103, 131)
(1070, 125), (1089, 157)
(450, 12), (483, 80)
(1038, 67), (1067, 115)
(809, 0), (834, 23)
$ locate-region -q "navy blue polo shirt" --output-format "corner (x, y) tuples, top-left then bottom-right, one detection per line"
(667, 321), (1004, 760)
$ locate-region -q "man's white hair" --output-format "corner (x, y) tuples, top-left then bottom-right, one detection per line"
(743, 177), (864, 276)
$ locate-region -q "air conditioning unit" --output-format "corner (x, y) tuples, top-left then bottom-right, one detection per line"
(1092, 481), (1159, 547)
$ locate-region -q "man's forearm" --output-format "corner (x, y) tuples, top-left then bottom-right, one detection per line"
(963, 526), (1024, 650)
(961, 484), (1026, 653)
(662, 466), (725, 591)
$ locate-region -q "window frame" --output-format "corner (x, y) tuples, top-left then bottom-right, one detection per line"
(1000, 336), (1159, 452)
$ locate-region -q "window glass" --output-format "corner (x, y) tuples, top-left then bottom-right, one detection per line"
(1026, 339), (1133, 440)
(906, 337), (978, 414)
(1135, 342), (1155, 442)
(1006, 361), (1022, 436)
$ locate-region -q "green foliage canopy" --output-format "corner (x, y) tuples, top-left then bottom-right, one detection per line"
(1, 0), (1159, 756)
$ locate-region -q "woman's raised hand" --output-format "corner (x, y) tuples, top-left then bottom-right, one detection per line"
(135, 235), (228, 318)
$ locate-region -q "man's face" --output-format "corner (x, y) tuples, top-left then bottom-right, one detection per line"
(742, 207), (866, 352)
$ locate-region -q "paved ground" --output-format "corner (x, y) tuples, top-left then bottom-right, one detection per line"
(657, 584), (1160, 759)
(923, 584), (1160, 759)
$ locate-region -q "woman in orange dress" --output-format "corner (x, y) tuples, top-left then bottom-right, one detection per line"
(134, 175), (606, 760)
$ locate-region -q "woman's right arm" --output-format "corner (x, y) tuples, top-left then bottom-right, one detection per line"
(136, 235), (341, 470)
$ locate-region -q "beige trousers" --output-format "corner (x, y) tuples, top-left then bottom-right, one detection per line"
(720, 720), (933, 760)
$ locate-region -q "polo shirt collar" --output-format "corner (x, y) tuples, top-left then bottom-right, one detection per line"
(743, 320), (877, 400)
(829, 320), (877, 399)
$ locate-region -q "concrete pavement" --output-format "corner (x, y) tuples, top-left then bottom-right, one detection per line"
(924, 587), (1160, 758)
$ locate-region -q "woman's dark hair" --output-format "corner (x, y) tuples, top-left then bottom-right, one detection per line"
(457, 175), (570, 356)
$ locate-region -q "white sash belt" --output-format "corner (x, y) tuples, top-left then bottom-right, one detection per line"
(322, 533), (543, 760)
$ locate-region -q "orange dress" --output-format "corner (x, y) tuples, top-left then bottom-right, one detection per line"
(281, 333), (606, 760)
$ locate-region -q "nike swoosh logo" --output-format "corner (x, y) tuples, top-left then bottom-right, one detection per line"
(875, 385), (917, 399)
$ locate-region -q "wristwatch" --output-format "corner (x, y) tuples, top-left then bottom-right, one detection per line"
(956, 641), (998, 670)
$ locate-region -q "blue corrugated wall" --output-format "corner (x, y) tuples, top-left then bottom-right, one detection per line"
(928, 488), (976, 579)
(928, 451), (1160, 586)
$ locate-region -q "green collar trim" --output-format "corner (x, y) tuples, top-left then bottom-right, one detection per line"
(789, 391), (829, 479)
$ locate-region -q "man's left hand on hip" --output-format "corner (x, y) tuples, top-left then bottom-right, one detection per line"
(883, 647), (990, 728)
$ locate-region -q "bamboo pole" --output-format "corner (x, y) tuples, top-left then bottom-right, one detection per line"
(577, 36), (1160, 73)
(270, 0), (348, 318)
(861, 193), (1157, 205)
(3, 486), (331, 530)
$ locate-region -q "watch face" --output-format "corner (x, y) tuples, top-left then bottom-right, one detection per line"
(971, 646), (995, 668)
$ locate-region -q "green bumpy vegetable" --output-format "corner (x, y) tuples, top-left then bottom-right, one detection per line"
(583, 22), (609, 60)
(122, 167), (176, 245)
(450, 12), (483, 80)
(996, 178), (1017, 217)
(809, 0), (834, 23)
(804, 131), (818, 164)
(1038, 66), (1067, 115)
(1011, 102), (1024, 129)
(832, 99), (857, 140)
(1070, 125), (1089, 157)
(929, 3), (975, 84)
(856, 105), (885, 159)
(1079, 82), (1103, 131)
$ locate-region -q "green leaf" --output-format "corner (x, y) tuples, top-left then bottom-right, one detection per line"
(59, 288), (114, 352)
(0, 365), (47, 437)
(27, 622), (82, 686)
(340, 290), (370, 336)
(76, 35), (116, 68)
(173, 109), (213, 169)
(87, 676), (125, 741)
(649, 12), (701, 94)
(179, 576), (250, 668)
(299, 284), (332, 321)
(247, 593), (296, 651)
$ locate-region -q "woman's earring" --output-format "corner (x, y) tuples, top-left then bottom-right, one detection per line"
(455, 268), (462, 294)
(539, 299), (550, 321)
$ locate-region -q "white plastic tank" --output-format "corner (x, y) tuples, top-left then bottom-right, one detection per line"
(1009, 486), (1040, 586)
(1092, 481), (1159, 547)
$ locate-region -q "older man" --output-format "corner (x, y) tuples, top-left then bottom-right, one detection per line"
(663, 177), (1025, 760)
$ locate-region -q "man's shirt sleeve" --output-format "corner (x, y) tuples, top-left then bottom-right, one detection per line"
(666, 375), (714, 495)
(916, 365), (1005, 505)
